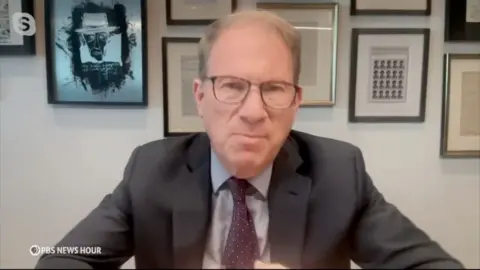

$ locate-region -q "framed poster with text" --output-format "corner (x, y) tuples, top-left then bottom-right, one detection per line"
(0, 0), (35, 55)
(44, 0), (148, 106)
(440, 54), (480, 158)
(445, 0), (480, 42)
(162, 37), (204, 137)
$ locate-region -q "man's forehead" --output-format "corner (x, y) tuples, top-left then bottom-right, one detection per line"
(218, 21), (274, 38)
(210, 25), (284, 55)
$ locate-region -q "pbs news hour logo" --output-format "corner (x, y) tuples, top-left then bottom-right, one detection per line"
(11, 12), (36, 36)
(29, 245), (102, 257)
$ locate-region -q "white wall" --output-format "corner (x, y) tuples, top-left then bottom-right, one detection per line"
(1, 0), (479, 268)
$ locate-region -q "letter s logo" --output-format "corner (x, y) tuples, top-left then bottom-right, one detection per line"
(11, 12), (36, 36)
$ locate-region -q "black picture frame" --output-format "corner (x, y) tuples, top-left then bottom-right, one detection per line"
(162, 37), (204, 137)
(348, 28), (430, 123)
(166, 0), (237, 26)
(440, 54), (480, 158)
(44, 0), (148, 106)
(350, 0), (431, 16)
(0, 0), (36, 56)
(444, 0), (480, 42)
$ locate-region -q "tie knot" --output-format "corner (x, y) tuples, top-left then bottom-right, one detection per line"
(228, 177), (249, 202)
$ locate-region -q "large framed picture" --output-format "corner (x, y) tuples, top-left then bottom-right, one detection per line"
(349, 28), (430, 123)
(166, 0), (237, 26)
(445, 0), (480, 42)
(257, 2), (339, 106)
(0, 0), (35, 55)
(440, 54), (480, 158)
(44, 0), (148, 106)
(162, 37), (204, 137)
(350, 0), (431, 16)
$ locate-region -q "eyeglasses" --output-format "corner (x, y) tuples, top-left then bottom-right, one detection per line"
(205, 75), (300, 109)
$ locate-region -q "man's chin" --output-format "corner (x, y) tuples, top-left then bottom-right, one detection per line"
(229, 153), (265, 178)
(233, 150), (262, 161)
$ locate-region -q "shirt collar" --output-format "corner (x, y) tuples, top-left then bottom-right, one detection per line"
(210, 149), (272, 199)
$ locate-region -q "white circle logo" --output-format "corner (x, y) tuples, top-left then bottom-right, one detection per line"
(29, 245), (40, 256)
(11, 12), (36, 36)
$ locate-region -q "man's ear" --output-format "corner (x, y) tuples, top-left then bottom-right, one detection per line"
(294, 86), (303, 110)
(193, 78), (204, 117)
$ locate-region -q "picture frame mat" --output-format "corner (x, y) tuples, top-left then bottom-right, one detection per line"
(169, 0), (233, 20)
(354, 0), (429, 11)
(466, 0), (480, 23)
(166, 0), (237, 25)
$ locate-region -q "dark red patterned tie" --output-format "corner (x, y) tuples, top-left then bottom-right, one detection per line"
(221, 177), (260, 269)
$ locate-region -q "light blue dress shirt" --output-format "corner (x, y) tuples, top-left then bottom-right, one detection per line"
(202, 149), (273, 268)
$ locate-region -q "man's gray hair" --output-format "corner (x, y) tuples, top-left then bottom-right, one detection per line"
(198, 9), (301, 83)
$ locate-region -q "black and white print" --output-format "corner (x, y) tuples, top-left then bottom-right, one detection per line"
(0, 0), (10, 44)
(368, 47), (409, 103)
(46, 0), (147, 105)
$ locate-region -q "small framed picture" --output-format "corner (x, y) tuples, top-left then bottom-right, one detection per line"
(166, 0), (237, 26)
(440, 54), (480, 158)
(0, 0), (35, 56)
(256, 2), (339, 106)
(162, 37), (204, 137)
(350, 0), (431, 15)
(44, 0), (148, 106)
(445, 0), (480, 42)
(349, 28), (430, 123)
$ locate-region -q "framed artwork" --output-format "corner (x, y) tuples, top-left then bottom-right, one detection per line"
(350, 0), (431, 15)
(44, 0), (148, 106)
(445, 0), (480, 42)
(166, 0), (237, 26)
(349, 28), (430, 123)
(440, 54), (480, 158)
(0, 0), (35, 56)
(257, 2), (339, 106)
(162, 37), (204, 137)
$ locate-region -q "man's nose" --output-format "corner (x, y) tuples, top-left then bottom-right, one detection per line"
(237, 87), (268, 124)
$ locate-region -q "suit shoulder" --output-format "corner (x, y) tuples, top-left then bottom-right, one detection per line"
(138, 135), (192, 152)
(290, 129), (362, 158)
(132, 133), (200, 162)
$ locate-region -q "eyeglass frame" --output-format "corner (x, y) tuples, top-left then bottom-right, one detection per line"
(201, 75), (302, 109)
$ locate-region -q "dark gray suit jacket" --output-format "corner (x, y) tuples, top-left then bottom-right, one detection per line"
(35, 130), (464, 269)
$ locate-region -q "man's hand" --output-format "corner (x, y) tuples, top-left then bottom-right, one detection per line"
(254, 260), (289, 269)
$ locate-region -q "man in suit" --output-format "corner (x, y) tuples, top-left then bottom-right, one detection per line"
(35, 9), (464, 269)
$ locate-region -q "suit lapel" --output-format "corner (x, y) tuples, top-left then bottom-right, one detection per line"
(172, 134), (212, 269)
(268, 136), (312, 269)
